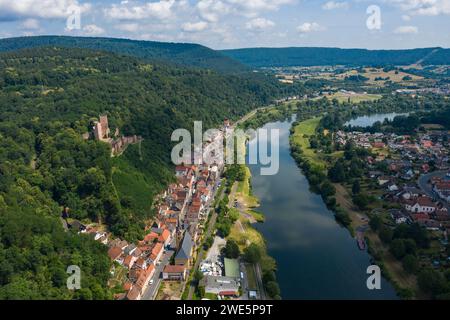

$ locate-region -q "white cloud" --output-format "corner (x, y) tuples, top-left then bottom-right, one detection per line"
(229, 0), (296, 18)
(197, 0), (230, 23)
(104, 0), (175, 20)
(83, 24), (105, 35)
(322, 1), (349, 10)
(245, 17), (275, 30)
(115, 23), (139, 32)
(182, 21), (209, 32)
(21, 18), (40, 30)
(401, 14), (411, 21)
(394, 25), (418, 34)
(297, 22), (324, 33)
(0, 0), (91, 20)
(384, 0), (450, 16)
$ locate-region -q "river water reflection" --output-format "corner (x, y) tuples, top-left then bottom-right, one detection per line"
(246, 117), (398, 299)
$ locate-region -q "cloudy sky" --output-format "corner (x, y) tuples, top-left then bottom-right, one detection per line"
(0, 0), (449, 50)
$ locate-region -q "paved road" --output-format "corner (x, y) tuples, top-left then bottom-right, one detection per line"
(141, 249), (174, 300)
(254, 263), (266, 300)
(186, 180), (225, 299)
(417, 170), (449, 210)
(417, 170), (445, 196)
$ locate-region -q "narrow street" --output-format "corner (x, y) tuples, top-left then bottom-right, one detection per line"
(186, 180), (225, 299)
(141, 249), (174, 300)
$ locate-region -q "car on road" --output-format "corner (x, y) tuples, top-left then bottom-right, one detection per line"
(149, 279), (154, 285)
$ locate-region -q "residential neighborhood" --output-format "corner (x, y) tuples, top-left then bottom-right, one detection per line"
(335, 128), (450, 247)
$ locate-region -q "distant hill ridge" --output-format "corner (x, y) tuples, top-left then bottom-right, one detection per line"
(0, 35), (248, 74)
(221, 47), (450, 68)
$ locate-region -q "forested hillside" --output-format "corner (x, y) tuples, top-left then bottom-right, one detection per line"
(0, 47), (285, 299)
(222, 47), (450, 68)
(0, 36), (248, 74)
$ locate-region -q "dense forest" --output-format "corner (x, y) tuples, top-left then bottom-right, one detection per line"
(0, 36), (248, 74)
(0, 47), (288, 299)
(222, 47), (450, 68)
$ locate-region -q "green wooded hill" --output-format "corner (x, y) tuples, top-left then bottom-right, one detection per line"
(221, 47), (450, 68)
(0, 36), (248, 74)
(0, 47), (284, 299)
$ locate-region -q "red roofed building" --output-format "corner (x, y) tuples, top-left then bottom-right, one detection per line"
(123, 255), (137, 269)
(107, 246), (123, 261)
(158, 229), (172, 247)
(150, 242), (164, 263)
(162, 265), (186, 281)
(404, 196), (437, 213)
(126, 286), (141, 300)
(144, 232), (159, 244)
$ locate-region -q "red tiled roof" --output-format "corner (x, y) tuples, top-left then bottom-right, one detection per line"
(163, 265), (185, 274)
(126, 286), (141, 300)
(416, 197), (435, 207)
(107, 246), (122, 260)
(152, 242), (163, 257)
(158, 229), (171, 242)
(123, 255), (134, 267)
(123, 281), (132, 291)
(144, 232), (158, 243)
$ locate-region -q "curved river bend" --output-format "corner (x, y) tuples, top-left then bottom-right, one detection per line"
(247, 117), (398, 300)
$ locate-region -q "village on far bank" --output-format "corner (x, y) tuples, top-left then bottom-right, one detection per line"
(63, 117), (261, 300)
(335, 124), (450, 263)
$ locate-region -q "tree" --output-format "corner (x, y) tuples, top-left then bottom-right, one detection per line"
(369, 215), (382, 232)
(328, 161), (346, 182)
(378, 226), (393, 244)
(353, 193), (370, 210)
(402, 254), (419, 274)
(352, 180), (361, 195)
(223, 240), (240, 259)
(390, 239), (406, 259)
(243, 244), (262, 264)
(203, 236), (214, 250)
(265, 281), (281, 298)
(320, 181), (336, 198)
(193, 269), (204, 284)
(418, 269), (446, 297)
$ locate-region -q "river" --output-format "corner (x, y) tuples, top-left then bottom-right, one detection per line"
(344, 112), (409, 127)
(246, 116), (398, 300)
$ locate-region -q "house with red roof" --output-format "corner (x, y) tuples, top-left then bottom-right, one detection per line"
(150, 242), (164, 264)
(158, 229), (172, 247)
(162, 265), (187, 281)
(123, 255), (137, 270)
(404, 196), (437, 213)
(107, 246), (123, 262)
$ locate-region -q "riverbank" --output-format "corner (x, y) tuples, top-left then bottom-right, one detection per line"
(289, 116), (420, 299)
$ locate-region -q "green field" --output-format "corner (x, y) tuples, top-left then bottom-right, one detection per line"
(291, 117), (327, 170)
(327, 92), (382, 103)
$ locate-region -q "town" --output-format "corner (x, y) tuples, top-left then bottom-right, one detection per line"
(335, 128), (450, 242)
(66, 119), (255, 300)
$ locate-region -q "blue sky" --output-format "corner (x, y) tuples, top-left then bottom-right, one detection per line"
(0, 0), (449, 49)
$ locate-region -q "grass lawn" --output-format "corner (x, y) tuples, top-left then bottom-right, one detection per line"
(156, 281), (184, 300)
(327, 92), (382, 103)
(228, 217), (265, 250)
(236, 166), (259, 208)
(108, 263), (127, 290)
(291, 117), (327, 170)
